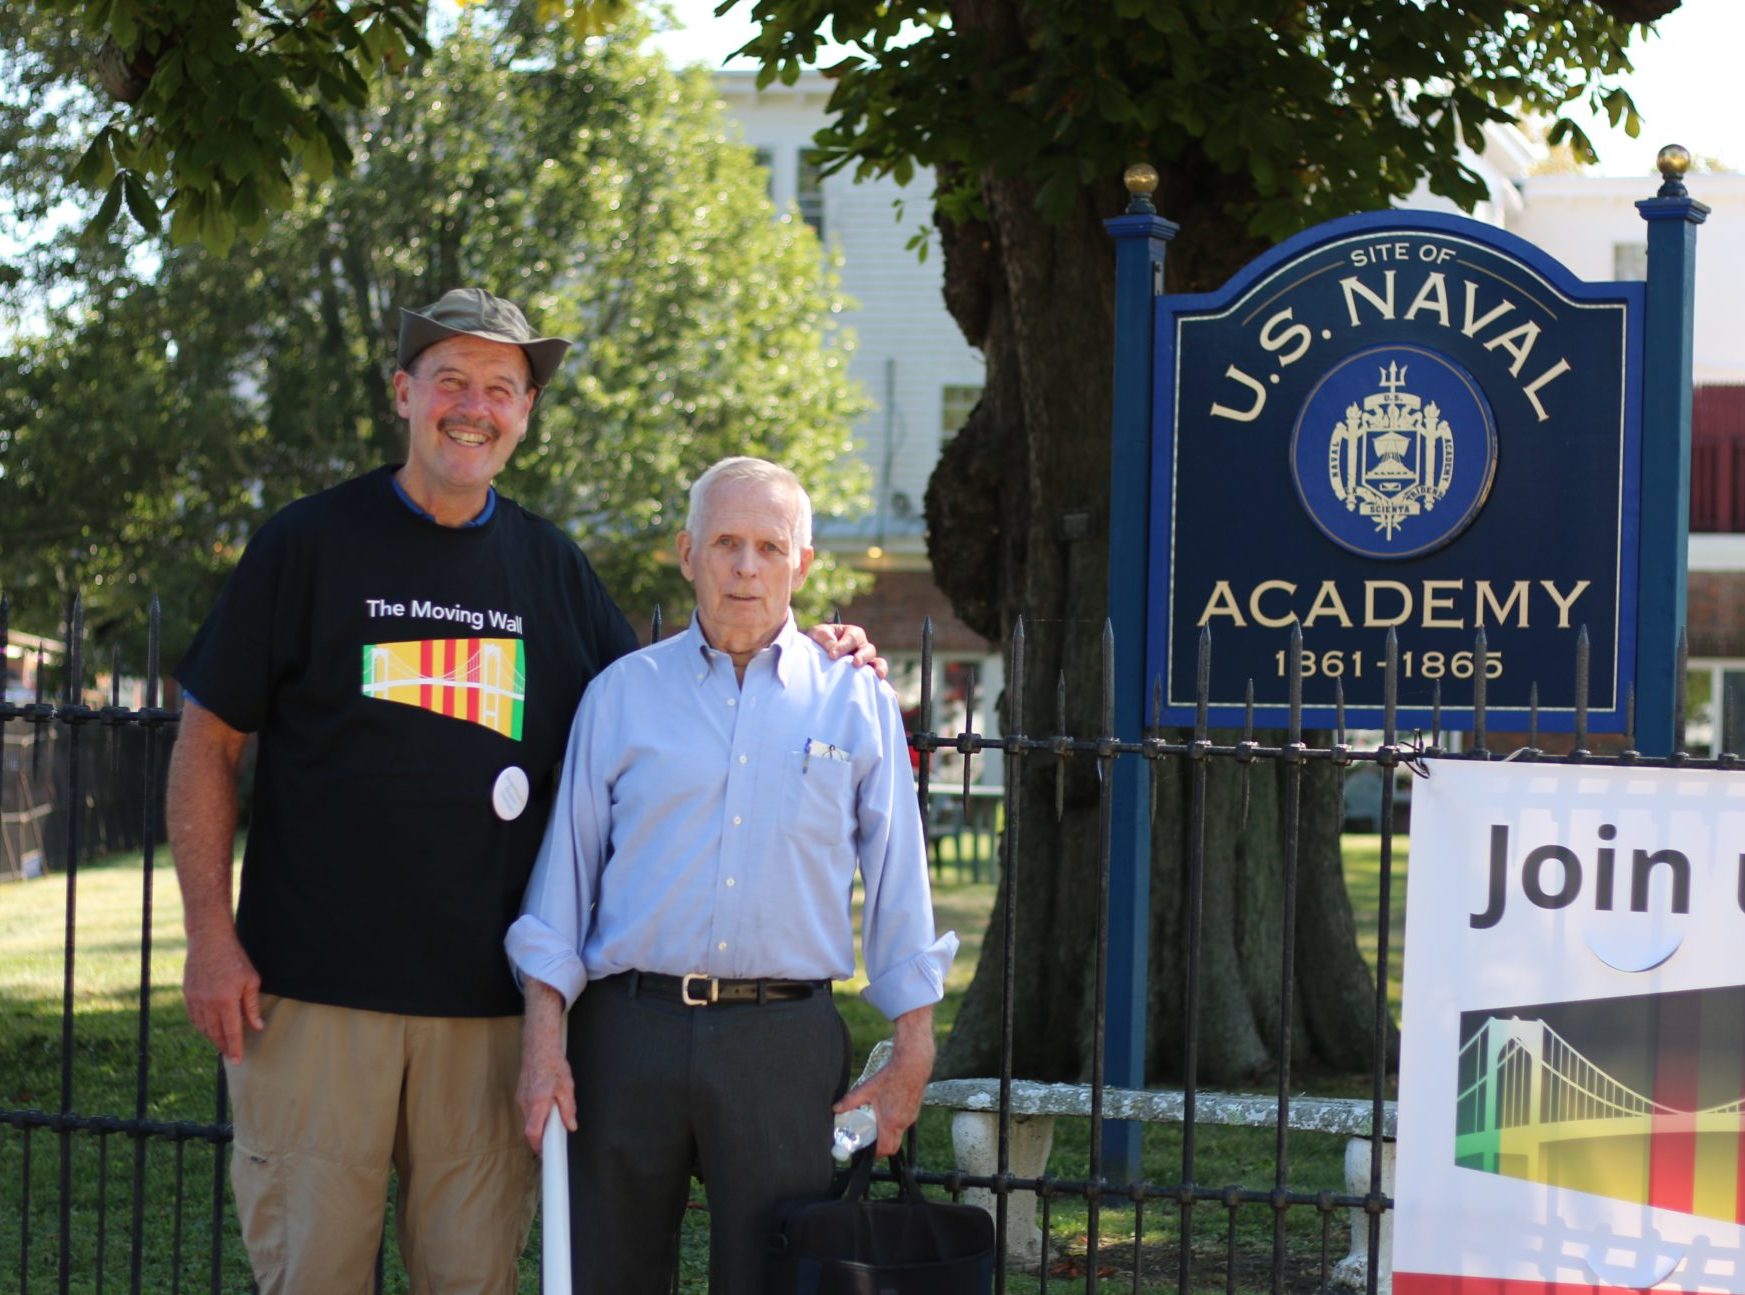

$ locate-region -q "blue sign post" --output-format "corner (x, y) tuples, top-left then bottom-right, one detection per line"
(1102, 168), (1176, 1180)
(1635, 148), (1709, 756)
(1100, 155), (1702, 1178)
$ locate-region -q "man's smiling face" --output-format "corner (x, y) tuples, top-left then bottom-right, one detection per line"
(392, 333), (537, 525)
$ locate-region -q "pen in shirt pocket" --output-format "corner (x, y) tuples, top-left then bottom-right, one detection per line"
(802, 737), (849, 773)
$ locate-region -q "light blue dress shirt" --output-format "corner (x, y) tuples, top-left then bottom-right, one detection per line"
(506, 613), (958, 1021)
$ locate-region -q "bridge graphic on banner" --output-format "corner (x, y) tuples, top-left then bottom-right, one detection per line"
(1455, 1014), (1745, 1223)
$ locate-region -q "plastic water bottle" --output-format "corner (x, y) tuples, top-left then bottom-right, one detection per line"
(831, 1105), (878, 1163)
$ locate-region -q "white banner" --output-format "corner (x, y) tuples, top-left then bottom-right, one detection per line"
(1396, 759), (1745, 1295)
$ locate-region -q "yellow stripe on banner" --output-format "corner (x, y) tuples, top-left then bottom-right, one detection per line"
(1690, 1116), (1742, 1223)
(371, 642), (427, 708)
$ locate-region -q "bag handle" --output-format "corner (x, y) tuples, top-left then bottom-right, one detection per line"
(839, 1143), (926, 1204)
(840, 1146), (878, 1202)
(888, 1147), (925, 1202)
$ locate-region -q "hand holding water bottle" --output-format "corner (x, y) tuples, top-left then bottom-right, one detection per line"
(831, 1104), (878, 1163)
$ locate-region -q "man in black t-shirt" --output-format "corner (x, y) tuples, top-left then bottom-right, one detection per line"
(169, 289), (881, 1294)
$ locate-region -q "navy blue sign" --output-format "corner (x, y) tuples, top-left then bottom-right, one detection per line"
(1147, 211), (1644, 730)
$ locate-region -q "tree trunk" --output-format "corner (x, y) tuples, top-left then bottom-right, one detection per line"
(926, 0), (1388, 1086)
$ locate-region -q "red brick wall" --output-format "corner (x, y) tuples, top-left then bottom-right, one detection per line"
(834, 570), (994, 656)
(1688, 570), (1745, 658)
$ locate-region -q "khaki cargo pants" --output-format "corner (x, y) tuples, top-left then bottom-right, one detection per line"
(224, 995), (537, 1295)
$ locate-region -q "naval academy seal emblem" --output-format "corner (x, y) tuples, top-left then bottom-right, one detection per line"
(1290, 345), (1497, 559)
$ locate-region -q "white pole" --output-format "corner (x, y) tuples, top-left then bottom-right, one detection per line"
(541, 1104), (571, 1292)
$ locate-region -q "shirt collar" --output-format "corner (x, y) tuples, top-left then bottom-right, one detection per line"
(390, 471), (496, 529)
(684, 611), (804, 687)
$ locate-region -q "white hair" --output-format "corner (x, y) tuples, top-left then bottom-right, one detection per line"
(684, 457), (814, 550)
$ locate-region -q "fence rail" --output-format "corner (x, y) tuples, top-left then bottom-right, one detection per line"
(0, 589), (1716, 1294)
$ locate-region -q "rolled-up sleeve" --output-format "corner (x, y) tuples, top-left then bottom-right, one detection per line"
(505, 680), (616, 1007)
(855, 682), (958, 1020)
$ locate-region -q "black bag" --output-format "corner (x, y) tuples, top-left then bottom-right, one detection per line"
(766, 1149), (995, 1294)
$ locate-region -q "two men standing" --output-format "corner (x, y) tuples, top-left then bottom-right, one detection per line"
(168, 289), (942, 1293)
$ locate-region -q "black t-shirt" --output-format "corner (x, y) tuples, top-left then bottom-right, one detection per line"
(176, 466), (639, 1016)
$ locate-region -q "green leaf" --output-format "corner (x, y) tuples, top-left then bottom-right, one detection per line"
(1033, 163), (1076, 221)
(167, 187), (202, 246)
(198, 200), (236, 257)
(1095, 79), (1137, 125)
(231, 175), (263, 230)
(314, 109), (354, 176)
(109, 2), (137, 50)
(69, 127), (117, 190)
(298, 126), (334, 183)
(82, 0), (116, 37)
(1548, 117), (1598, 165)
(218, 132), (257, 184)
(1250, 152), (1276, 195)
(150, 47), (185, 104)
(88, 173), (125, 238)
(121, 171), (161, 234)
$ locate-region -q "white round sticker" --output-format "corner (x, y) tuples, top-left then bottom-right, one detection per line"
(492, 766), (530, 821)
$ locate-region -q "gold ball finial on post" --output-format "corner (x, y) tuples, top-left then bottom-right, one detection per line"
(1656, 144), (1692, 198)
(1124, 163), (1159, 214)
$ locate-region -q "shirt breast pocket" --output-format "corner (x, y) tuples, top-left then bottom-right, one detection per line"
(782, 748), (854, 847)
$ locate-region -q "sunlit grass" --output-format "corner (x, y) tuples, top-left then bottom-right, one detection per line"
(1340, 831), (1410, 1018)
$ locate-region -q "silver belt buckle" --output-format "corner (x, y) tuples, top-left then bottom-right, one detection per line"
(681, 973), (718, 1006)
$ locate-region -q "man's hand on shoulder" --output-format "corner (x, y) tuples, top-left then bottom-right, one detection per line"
(834, 1006), (935, 1155)
(807, 622), (888, 680)
(182, 923), (264, 1064)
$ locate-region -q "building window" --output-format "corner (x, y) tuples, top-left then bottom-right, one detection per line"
(1613, 241), (1648, 281)
(1683, 660), (1745, 755)
(940, 384), (982, 447)
(751, 147), (773, 199)
(797, 149), (825, 238)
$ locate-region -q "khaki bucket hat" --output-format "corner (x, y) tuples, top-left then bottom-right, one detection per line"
(397, 288), (571, 388)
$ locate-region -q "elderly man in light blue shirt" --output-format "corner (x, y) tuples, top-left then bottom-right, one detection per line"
(508, 455), (957, 1294)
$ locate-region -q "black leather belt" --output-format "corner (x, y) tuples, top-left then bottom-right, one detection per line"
(619, 970), (829, 1006)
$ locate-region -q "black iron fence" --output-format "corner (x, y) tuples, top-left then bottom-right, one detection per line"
(0, 589), (1716, 1294)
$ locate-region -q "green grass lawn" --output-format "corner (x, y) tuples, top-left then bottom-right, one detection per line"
(1341, 832), (1409, 1017)
(2, 831), (1406, 1292)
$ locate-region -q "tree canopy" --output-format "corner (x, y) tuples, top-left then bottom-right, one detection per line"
(0, 10), (869, 658)
(1, 1), (654, 255)
(737, 0), (1678, 255)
